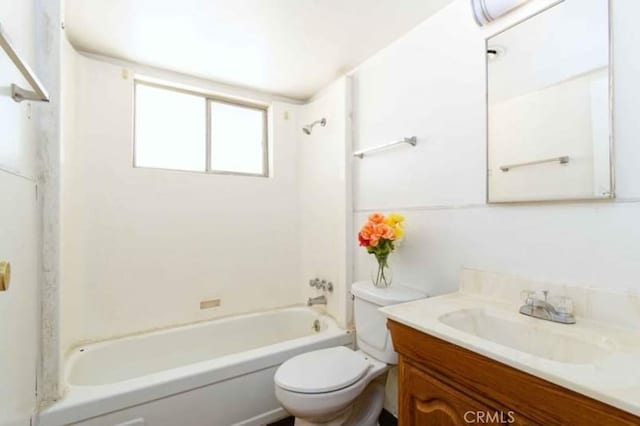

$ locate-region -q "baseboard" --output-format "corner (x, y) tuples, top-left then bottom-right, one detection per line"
(235, 407), (288, 426)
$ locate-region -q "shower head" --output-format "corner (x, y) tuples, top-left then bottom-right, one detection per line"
(302, 118), (327, 135)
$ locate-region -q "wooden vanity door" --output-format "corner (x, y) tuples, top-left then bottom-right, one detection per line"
(399, 361), (504, 426)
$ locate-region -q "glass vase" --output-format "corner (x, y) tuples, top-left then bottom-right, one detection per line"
(371, 254), (393, 288)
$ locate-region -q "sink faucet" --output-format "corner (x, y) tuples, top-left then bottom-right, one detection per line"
(519, 290), (575, 324)
(307, 295), (327, 306)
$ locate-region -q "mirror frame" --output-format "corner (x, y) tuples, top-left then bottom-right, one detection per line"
(485, 0), (615, 204)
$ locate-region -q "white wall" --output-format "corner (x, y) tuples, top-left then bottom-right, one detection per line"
(298, 77), (352, 327)
(352, 0), (640, 296)
(0, 2), (40, 424)
(0, 2), (37, 179)
(349, 0), (640, 414)
(0, 174), (39, 426)
(61, 53), (304, 350)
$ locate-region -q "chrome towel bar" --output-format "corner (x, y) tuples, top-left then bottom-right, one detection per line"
(353, 136), (417, 159)
(0, 23), (50, 103)
(500, 155), (569, 172)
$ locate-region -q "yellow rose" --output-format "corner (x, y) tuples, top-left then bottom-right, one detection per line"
(393, 224), (405, 240)
(384, 213), (405, 226)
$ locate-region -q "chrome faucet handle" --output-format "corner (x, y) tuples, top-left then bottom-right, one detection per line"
(321, 280), (334, 292)
(320, 280), (334, 291)
(550, 295), (574, 315)
(309, 279), (334, 292)
(520, 290), (536, 306)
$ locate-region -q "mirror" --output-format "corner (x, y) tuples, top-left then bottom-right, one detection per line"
(486, 0), (612, 203)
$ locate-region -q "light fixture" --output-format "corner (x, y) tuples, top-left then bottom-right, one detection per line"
(471, 0), (530, 26)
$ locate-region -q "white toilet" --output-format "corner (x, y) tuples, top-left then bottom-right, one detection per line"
(274, 281), (425, 426)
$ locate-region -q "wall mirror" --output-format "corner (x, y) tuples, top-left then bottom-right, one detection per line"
(486, 0), (613, 203)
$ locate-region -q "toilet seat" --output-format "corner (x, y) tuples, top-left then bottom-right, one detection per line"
(275, 347), (371, 394)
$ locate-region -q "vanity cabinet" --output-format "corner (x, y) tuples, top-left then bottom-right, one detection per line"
(400, 361), (528, 425)
(388, 320), (640, 426)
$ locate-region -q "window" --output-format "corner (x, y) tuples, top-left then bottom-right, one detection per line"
(134, 81), (268, 176)
(134, 83), (206, 172)
(210, 102), (266, 174)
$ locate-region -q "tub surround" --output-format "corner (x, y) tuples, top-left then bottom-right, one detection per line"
(298, 77), (352, 328)
(61, 52), (305, 352)
(380, 269), (640, 417)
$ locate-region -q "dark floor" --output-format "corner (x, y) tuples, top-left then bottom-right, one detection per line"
(267, 417), (294, 426)
(267, 417), (295, 426)
(267, 409), (397, 426)
(378, 409), (398, 426)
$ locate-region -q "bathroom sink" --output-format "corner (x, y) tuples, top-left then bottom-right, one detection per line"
(438, 308), (611, 364)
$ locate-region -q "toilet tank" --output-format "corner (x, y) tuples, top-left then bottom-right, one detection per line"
(351, 281), (425, 364)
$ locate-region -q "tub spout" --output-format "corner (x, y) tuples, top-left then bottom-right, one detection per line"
(307, 295), (327, 306)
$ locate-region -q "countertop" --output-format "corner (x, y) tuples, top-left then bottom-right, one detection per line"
(380, 291), (640, 416)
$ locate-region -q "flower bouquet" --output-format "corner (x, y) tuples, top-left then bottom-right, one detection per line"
(358, 212), (405, 288)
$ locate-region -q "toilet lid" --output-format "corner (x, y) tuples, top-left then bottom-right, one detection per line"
(275, 347), (371, 394)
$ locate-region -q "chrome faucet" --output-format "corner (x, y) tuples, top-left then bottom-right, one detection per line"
(307, 295), (327, 306)
(519, 290), (575, 324)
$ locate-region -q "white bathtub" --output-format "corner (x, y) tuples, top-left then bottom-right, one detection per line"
(38, 307), (352, 426)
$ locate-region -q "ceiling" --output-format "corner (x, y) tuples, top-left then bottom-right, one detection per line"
(64, 0), (453, 100)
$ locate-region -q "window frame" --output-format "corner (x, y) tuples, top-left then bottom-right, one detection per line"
(133, 80), (269, 178)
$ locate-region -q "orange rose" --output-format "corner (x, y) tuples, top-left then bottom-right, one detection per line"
(368, 213), (385, 224)
(381, 224), (396, 240)
(359, 222), (375, 240)
(373, 223), (395, 241)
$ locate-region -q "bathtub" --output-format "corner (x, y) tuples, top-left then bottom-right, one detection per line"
(38, 307), (352, 426)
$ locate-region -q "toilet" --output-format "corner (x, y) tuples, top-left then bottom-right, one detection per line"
(274, 281), (425, 426)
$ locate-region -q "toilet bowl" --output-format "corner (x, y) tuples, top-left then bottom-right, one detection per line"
(275, 347), (387, 425)
(274, 281), (426, 425)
